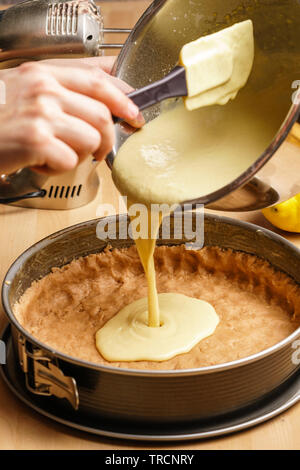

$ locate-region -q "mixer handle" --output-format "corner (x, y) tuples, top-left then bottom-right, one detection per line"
(100, 28), (132, 50)
(0, 189), (46, 204)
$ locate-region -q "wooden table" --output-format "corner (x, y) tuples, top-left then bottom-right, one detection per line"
(0, 0), (299, 452)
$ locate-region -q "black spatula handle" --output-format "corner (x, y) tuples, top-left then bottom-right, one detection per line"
(113, 66), (187, 124)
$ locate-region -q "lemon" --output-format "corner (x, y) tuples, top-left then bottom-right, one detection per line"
(262, 193), (300, 233)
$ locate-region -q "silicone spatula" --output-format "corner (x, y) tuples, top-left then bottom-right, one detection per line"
(113, 65), (188, 124)
(113, 19), (254, 123)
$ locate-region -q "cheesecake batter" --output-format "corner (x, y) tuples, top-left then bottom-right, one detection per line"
(128, 204), (162, 328)
(97, 21), (261, 362)
(112, 82), (284, 207)
(96, 293), (219, 362)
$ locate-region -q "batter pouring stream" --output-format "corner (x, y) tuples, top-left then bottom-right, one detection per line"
(96, 20), (260, 362)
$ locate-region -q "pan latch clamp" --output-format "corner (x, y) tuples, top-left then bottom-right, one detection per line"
(18, 334), (79, 410)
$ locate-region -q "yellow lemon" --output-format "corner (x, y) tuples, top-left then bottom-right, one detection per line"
(262, 194), (300, 233)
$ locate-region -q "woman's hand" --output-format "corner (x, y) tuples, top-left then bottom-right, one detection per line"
(0, 58), (143, 175)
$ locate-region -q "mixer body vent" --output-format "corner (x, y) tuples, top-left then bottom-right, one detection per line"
(47, 2), (79, 36)
(47, 184), (82, 199)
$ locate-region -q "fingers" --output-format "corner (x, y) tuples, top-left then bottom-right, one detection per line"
(104, 74), (134, 94)
(58, 88), (115, 160)
(41, 56), (116, 74)
(0, 113), (91, 174)
(82, 57), (117, 73)
(44, 65), (140, 123)
(0, 61), (145, 176)
(54, 66), (145, 128)
(13, 89), (101, 166)
(19, 61), (144, 129)
(30, 137), (79, 174)
(53, 114), (101, 155)
(124, 112), (145, 129)
(51, 103), (117, 163)
(40, 58), (128, 93)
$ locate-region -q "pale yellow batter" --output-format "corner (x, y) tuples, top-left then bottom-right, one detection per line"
(96, 293), (219, 362)
(128, 203), (162, 328)
(108, 71), (287, 362)
(112, 83), (284, 207)
(96, 20), (268, 363)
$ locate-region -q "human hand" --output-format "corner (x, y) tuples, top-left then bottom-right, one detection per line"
(0, 58), (144, 175)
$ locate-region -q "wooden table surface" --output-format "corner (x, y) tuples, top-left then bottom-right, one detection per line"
(0, 0), (299, 451)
